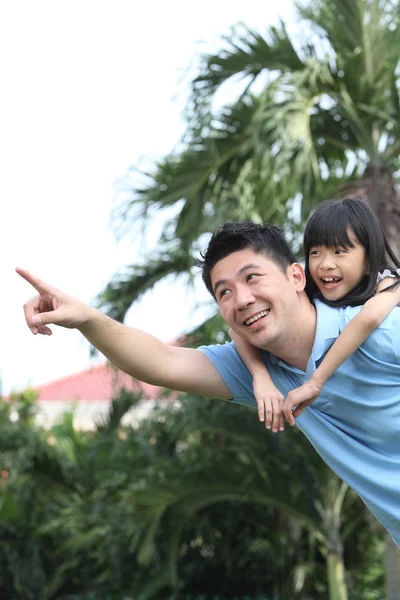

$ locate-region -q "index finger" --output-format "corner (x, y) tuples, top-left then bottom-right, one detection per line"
(16, 267), (52, 294)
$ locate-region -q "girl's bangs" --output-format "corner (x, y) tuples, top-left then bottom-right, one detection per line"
(305, 210), (356, 250)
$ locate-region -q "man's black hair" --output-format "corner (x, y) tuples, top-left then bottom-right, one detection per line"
(198, 221), (297, 298)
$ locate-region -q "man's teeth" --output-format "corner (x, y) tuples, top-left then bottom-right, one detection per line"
(245, 310), (268, 326)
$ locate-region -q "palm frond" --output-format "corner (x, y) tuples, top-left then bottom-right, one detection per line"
(97, 251), (196, 322)
(190, 21), (304, 110)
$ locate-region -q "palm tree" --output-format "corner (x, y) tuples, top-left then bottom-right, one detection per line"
(99, 0), (400, 594)
(100, 0), (400, 322)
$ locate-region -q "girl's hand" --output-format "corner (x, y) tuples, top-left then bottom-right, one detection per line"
(283, 379), (324, 426)
(252, 372), (285, 432)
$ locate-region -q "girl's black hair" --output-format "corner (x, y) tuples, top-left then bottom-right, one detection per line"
(304, 198), (400, 307)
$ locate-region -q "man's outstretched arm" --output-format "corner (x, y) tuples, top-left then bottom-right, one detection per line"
(17, 268), (232, 400)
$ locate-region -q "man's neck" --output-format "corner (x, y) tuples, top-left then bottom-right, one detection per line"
(268, 301), (317, 371)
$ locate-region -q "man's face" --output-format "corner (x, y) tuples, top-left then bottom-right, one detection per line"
(210, 248), (303, 350)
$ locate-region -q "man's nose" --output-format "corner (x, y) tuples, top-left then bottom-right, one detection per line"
(236, 286), (256, 310)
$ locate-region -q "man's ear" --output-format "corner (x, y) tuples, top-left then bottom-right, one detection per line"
(289, 263), (306, 292)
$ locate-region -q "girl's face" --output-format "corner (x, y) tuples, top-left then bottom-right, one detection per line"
(308, 230), (369, 302)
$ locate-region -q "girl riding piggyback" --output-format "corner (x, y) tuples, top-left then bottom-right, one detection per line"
(230, 198), (400, 431)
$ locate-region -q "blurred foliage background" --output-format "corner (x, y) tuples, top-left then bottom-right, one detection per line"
(0, 390), (385, 599)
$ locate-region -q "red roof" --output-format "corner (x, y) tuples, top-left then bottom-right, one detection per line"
(35, 362), (163, 402)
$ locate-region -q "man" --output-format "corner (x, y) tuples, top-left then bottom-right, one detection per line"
(18, 221), (400, 546)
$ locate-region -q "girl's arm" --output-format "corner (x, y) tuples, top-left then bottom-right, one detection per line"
(228, 328), (284, 432)
(283, 277), (400, 425)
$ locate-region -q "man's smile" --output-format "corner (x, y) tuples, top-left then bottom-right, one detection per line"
(243, 309), (270, 326)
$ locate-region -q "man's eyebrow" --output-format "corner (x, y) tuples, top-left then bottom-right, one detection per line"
(213, 263), (261, 295)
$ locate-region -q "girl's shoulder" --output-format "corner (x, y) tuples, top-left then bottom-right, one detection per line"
(377, 268), (400, 282)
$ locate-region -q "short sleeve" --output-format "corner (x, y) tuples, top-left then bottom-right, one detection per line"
(198, 342), (257, 408)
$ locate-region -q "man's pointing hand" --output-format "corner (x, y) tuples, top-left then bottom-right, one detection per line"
(16, 267), (92, 335)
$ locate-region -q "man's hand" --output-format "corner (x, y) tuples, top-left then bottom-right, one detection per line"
(282, 378), (323, 426)
(252, 372), (285, 432)
(16, 268), (93, 335)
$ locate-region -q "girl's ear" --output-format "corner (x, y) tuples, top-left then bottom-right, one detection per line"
(289, 263), (306, 292)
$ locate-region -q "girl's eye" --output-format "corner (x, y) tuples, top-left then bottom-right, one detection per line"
(310, 249), (320, 256)
(335, 248), (346, 255)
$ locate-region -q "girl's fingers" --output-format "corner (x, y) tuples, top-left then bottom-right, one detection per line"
(257, 400), (265, 422)
(279, 413), (285, 432)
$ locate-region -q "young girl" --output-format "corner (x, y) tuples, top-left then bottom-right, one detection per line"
(230, 198), (400, 432)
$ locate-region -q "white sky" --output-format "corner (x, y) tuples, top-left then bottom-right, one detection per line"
(1, 0), (295, 395)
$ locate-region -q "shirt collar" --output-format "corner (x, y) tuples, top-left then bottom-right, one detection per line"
(265, 299), (340, 372)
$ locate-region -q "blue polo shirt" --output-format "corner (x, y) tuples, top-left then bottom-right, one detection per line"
(199, 300), (400, 546)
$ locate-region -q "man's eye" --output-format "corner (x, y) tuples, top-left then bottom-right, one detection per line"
(246, 273), (257, 281)
(219, 289), (230, 299)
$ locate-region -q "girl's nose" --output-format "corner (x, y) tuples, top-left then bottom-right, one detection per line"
(319, 252), (336, 269)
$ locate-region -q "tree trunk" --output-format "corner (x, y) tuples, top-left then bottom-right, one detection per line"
(327, 550), (348, 600)
(384, 533), (400, 600)
(338, 169), (400, 597)
(336, 164), (400, 257)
